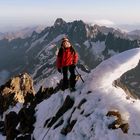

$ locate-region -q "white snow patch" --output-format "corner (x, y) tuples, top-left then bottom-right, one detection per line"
(108, 49), (119, 56)
(26, 32), (48, 53)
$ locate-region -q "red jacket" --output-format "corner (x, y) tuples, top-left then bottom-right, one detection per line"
(56, 48), (78, 68)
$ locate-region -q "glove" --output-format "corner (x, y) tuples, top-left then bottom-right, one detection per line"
(73, 62), (77, 66)
(58, 68), (62, 73)
(72, 64), (76, 68)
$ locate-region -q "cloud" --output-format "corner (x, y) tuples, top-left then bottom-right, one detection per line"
(93, 19), (115, 26)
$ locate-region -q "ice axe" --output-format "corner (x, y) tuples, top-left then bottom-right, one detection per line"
(75, 68), (84, 83)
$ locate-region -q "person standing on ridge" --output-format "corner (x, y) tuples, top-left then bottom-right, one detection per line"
(56, 37), (78, 91)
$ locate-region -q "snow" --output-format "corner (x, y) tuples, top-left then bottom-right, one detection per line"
(34, 92), (64, 139)
(108, 49), (119, 56)
(84, 40), (106, 60)
(84, 40), (91, 49)
(1, 103), (23, 122)
(51, 34), (66, 43)
(26, 32), (48, 53)
(91, 41), (106, 60)
(0, 103), (23, 139)
(34, 72), (61, 92)
(32, 48), (140, 140)
(91, 41), (106, 55)
(35, 34), (66, 59)
(0, 135), (5, 140)
(1, 48), (140, 140)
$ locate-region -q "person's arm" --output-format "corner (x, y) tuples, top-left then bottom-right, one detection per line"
(73, 52), (78, 65)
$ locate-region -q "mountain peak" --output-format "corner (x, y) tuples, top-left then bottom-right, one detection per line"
(54, 18), (66, 26)
(93, 24), (100, 29)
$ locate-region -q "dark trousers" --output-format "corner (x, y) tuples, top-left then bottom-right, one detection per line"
(62, 65), (76, 89)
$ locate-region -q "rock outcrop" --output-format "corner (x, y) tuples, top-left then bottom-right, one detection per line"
(106, 110), (129, 133)
(0, 72), (66, 140)
(0, 73), (35, 114)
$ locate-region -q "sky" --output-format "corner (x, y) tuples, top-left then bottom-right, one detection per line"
(0, 0), (140, 31)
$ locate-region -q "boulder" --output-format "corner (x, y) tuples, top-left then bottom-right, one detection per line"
(106, 110), (129, 133)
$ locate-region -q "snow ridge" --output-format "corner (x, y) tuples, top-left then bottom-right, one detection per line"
(33, 48), (140, 140)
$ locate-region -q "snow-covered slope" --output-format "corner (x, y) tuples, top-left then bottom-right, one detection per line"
(0, 48), (140, 139)
(32, 48), (140, 140)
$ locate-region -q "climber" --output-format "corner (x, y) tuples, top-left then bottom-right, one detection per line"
(56, 37), (78, 91)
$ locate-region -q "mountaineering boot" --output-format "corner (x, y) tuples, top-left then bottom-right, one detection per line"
(61, 85), (69, 91)
(61, 83), (69, 91)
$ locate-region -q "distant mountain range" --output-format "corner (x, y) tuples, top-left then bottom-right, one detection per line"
(0, 18), (140, 85)
(1, 19), (140, 140)
(0, 25), (45, 41)
(0, 32), (4, 36)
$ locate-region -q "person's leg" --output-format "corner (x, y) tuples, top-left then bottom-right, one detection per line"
(69, 65), (76, 90)
(62, 66), (69, 90)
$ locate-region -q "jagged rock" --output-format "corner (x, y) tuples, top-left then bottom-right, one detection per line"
(0, 73), (35, 114)
(77, 98), (87, 109)
(120, 123), (129, 133)
(80, 110), (84, 115)
(60, 107), (77, 135)
(107, 111), (122, 128)
(3, 105), (36, 139)
(106, 110), (129, 133)
(0, 121), (5, 135)
(4, 111), (19, 140)
(53, 119), (64, 129)
(35, 86), (54, 104)
(87, 91), (92, 94)
(61, 120), (77, 135)
(45, 95), (74, 128)
(113, 60), (140, 99)
(54, 18), (66, 26)
(18, 106), (36, 134)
